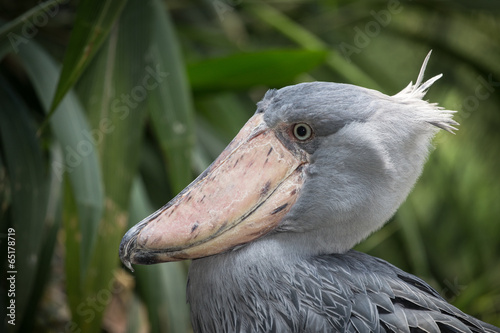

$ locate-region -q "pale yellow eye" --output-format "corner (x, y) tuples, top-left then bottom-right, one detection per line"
(293, 123), (312, 141)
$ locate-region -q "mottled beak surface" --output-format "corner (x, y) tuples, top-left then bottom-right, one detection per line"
(119, 113), (308, 270)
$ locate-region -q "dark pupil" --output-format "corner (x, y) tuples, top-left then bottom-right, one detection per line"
(296, 125), (307, 137)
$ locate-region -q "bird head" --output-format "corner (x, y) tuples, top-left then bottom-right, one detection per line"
(120, 52), (457, 270)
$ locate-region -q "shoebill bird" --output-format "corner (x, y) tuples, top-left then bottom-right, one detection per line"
(120, 52), (500, 332)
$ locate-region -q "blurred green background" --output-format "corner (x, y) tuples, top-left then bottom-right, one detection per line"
(1, 0), (499, 332)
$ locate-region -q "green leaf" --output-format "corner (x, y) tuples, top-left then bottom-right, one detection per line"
(62, 174), (83, 318)
(48, 0), (127, 117)
(245, 3), (382, 89)
(0, 75), (48, 326)
(130, 178), (191, 333)
(188, 49), (328, 93)
(147, 0), (195, 193)
(19, 146), (63, 333)
(125, 294), (149, 333)
(138, 139), (173, 208)
(396, 202), (431, 278)
(195, 117), (229, 162)
(196, 93), (252, 140)
(0, 0), (63, 53)
(66, 0), (167, 329)
(16, 41), (104, 279)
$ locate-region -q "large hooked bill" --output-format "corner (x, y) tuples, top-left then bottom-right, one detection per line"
(119, 113), (308, 270)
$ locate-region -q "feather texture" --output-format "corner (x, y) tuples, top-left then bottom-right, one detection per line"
(182, 53), (498, 332)
(393, 51), (459, 134)
(188, 250), (499, 333)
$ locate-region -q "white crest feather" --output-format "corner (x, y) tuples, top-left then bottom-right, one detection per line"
(393, 50), (459, 133)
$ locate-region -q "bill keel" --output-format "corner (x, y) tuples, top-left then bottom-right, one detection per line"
(119, 113), (308, 268)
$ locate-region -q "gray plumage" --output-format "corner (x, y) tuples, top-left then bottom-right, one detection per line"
(188, 249), (498, 333)
(121, 53), (499, 332)
(185, 54), (498, 332)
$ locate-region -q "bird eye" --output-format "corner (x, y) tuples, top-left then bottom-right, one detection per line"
(293, 123), (312, 141)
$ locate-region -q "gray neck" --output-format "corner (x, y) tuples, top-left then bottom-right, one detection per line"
(187, 236), (305, 332)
